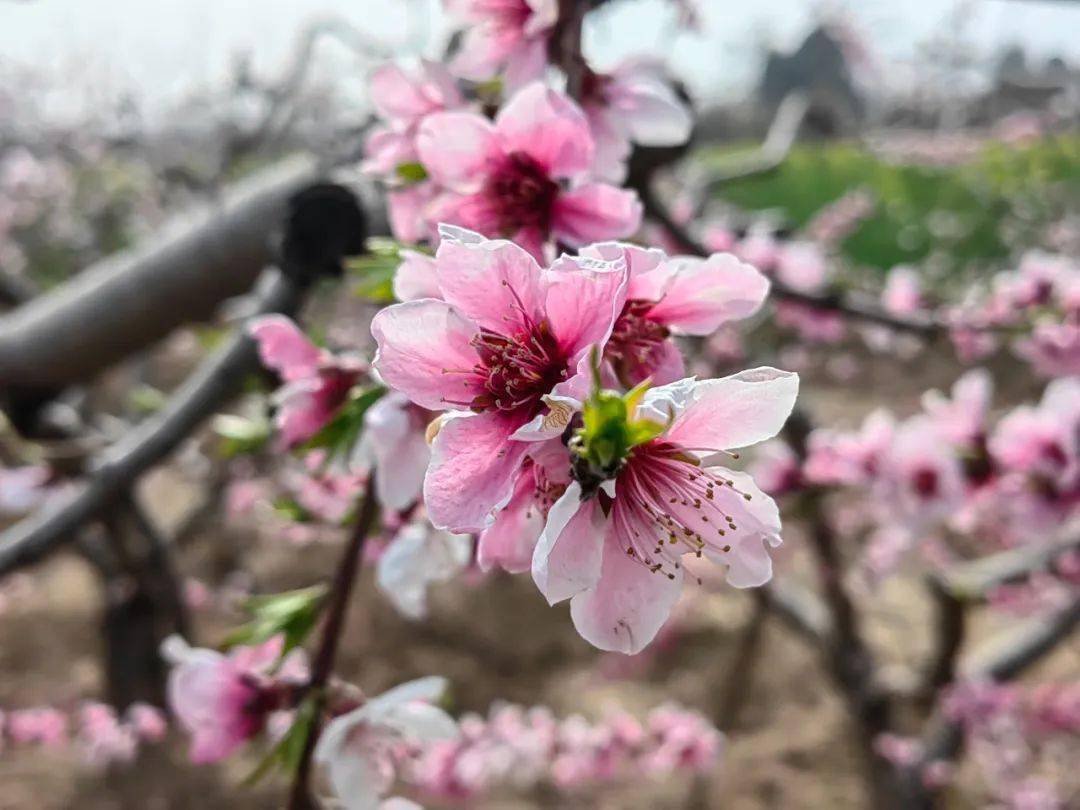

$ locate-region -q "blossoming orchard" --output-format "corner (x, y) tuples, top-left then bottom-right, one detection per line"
(0, 1), (1078, 808)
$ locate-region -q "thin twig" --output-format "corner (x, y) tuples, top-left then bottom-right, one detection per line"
(287, 485), (380, 810)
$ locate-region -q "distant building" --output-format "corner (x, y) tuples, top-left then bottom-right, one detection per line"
(758, 25), (865, 137)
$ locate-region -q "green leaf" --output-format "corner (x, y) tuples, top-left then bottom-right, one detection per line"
(243, 696), (320, 786)
(299, 385), (386, 459)
(395, 162), (428, 183)
(223, 584), (329, 654)
(213, 413), (272, 458)
(128, 384), (167, 415)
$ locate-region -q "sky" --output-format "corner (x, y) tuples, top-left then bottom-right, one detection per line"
(1, 0), (1078, 123)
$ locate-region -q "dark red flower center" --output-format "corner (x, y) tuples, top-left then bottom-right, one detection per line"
(605, 299), (671, 381)
(484, 151), (559, 236)
(912, 467), (940, 498)
(467, 319), (568, 415)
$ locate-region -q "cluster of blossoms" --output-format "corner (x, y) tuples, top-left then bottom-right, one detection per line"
(250, 202), (798, 656)
(945, 251), (1080, 377)
(371, 224), (797, 652)
(406, 701), (721, 802)
(0, 701), (166, 767)
(879, 680), (1080, 809)
(360, 1), (692, 262)
(753, 369), (1080, 578)
(0, 143), (164, 284)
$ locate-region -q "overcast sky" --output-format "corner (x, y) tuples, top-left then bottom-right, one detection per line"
(1, 0), (1077, 122)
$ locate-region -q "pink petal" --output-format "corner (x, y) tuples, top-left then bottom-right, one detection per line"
(543, 252), (628, 357)
(703, 469), (782, 588)
(434, 225), (545, 333)
(569, 529), (683, 654)
(552, 183), (642, 246)
(477, 474), (544, 574)
(646, 254), (770, 334)
(642, 339), (687, 386)
(369, 63), (436, 123)
(371, 300), (484, 411)
(248, 315), (322, 382)
(417, 112), (500, 193)
(666, 369), (799, 452)
(393, 250), (441, 302)
(275, 381), (330, 447)
(424, 411), (531, 533)
(495, 83), (593, 177)
(387, 184), (437, 244)
(606, 68), (693, 146)
(364, 394), (430, 512)
(531, 483), (606, 604)
(503, 37), (552, 93)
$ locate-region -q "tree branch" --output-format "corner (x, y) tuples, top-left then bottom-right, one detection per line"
(931, 533), (1080, 602)
(0, 157), (321, 392)
(897, 596), (1080, 808)
(0, 268), (304, 576)
(287, 485), (380, 810)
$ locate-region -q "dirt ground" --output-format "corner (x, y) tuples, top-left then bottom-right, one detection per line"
(1, 340), (1075, 809)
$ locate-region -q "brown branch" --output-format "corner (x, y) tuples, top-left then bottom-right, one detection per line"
(759, 578), (832, 642)
(931, 533), (1080, 602)
(897, 596), (1080, 808)
(0, 268), (304, 576)
(919, 533), (1079, 700)
(551, 0), (592, 101)
(287, 485), (380, 810)
(921, 578), (966, 701)
(0, 157), (322, 392)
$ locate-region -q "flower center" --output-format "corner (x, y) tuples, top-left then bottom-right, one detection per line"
(605, 299), (671, 379)
(912, 467), (939, 498)
(613, 440), (754, 579)
(468, 319), (568, 415)
(484, 151), (559, 235)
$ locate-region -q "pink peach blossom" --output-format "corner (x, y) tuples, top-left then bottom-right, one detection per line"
(580, 60), (693, 182)
(446, 0), (557, 91)
(533, 369), (798, 653)
(582, 242), (769, 386)
(372, 225), (629, 532)
(162, 635), (297, 764)
(417, 83), (641, 261)
(249, 315), (366, 448)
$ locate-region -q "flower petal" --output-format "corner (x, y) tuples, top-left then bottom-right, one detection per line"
(495, 82), (594, 177)
(435, 225), (545, 334)
(248, 315), (322, 382)
(531, 482), (606, 604)
(552, 183), (642, 245)
(371, 301), (484, 411)
(646, 254), (770, 334)
(478, 473), (545, 573)
(393, 250), (441, 302)
(424, 411), (531, 532)
(569, 530), (683, 654)
(417, 112), (500, 193)
(543, 252), (628, 357)
(666, 369), (799, 452)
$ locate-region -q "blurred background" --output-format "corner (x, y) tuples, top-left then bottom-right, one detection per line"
(0, 1), (1077, 808)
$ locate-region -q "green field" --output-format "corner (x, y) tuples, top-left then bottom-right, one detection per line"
(700, 136), (1080, 279)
